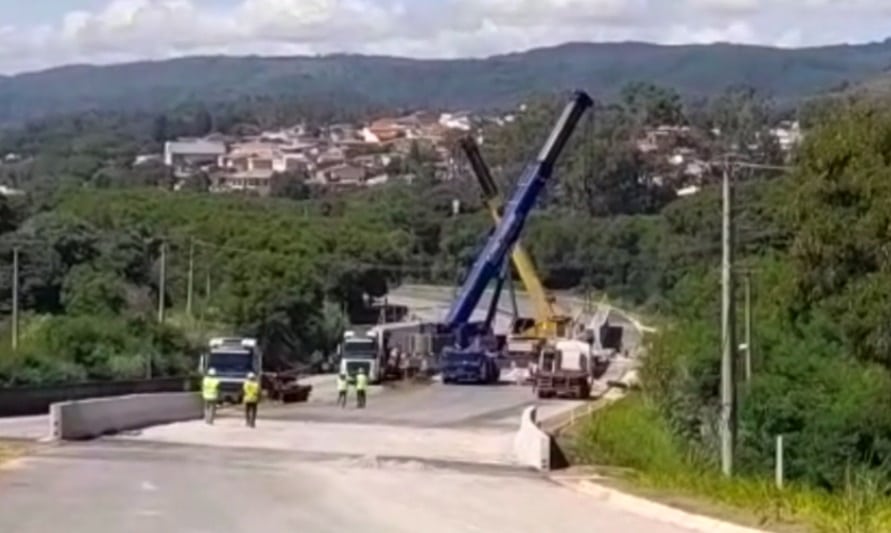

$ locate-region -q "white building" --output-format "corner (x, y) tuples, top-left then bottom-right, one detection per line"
(439, 112), (472, 131)
(163, 140), (227, 168)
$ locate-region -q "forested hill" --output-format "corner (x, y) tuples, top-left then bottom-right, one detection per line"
(2, 39), (891, 124)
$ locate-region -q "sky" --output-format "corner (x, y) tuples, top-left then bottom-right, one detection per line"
(0, 0), (888, 74)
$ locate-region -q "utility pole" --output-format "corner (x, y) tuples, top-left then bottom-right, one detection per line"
(157, 241), (167, 324)
(186, 239), (195, 318)
(744, 271), (752, 383)
(720, 158), (737, 477)
(11, 246), (18, 351)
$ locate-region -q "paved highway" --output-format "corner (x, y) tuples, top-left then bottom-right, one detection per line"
(0, 441), (701, 533)
(263, 381), (579, 429)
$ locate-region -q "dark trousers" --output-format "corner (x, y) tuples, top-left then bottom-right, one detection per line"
(337, 390), (347, 408)
(244, 402), (258, 427)
(357, 390), (366, 408)
(204, 401), (217, 425)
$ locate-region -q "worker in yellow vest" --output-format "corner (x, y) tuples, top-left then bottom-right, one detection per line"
(202, 368), (220, 425)
(355, 367), (368, 409)
(243, 372), (260, 428)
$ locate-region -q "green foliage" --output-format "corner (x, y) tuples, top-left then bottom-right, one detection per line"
(0, 314), (193, 385)
(570, 395), (891, 533)
(572, 394), (694, 474)
(61, 265), (127, 316)
(558, 97), (891, 528)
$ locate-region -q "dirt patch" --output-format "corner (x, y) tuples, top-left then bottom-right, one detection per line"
(0, 440), (30, 469)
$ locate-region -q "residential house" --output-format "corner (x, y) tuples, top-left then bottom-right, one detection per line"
(771, 121), (803, 152)
(328, 123), (357, 143)
(164, 139), (226, 169)
(317, 146), (346, 166)
(213, 168), (276, 195)
(439, 112), (472, 131)
(368, 119), (406, 143)
(316, 163), (366, 186)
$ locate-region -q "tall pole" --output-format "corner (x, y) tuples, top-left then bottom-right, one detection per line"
(157, 242), (167, 324)
(720, 158), (737, 477)
(186, 239), (195, 318)
(744, 271), (752, 383)
(11, 246), (18, 351)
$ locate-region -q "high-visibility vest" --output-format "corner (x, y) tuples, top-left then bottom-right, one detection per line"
(243, 380), (260, 403)
(337, 376), (347, 392)
(356, 373), (368, 392)
(202, 376), (220, 401)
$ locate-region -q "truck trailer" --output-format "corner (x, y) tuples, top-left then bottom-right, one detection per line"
(533, 339), (594, 399)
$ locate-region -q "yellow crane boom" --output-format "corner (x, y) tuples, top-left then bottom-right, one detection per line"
(459, 137), (573, 340)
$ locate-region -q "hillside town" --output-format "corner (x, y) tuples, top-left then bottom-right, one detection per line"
(147, 107), (803, 198)
(154, 111), (477, 195)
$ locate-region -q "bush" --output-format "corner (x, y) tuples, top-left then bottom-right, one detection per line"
(571, 395), (891, 533)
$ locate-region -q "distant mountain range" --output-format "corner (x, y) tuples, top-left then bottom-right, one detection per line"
(1, 39), (891, 125)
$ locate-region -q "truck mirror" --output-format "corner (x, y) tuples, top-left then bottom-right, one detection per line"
(198, 354), (206, 373)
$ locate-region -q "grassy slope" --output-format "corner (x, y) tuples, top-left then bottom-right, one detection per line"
(564, 394), (891, 533)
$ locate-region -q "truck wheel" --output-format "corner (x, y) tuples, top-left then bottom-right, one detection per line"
(536, 389), (547, 399)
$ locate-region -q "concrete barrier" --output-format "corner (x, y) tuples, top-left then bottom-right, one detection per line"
(513, 406), (552, 471)
(50, 392), (203, 440)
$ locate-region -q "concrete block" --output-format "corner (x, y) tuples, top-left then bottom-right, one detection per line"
(513, 406), (552, 471)
(50, 392), (203, 441)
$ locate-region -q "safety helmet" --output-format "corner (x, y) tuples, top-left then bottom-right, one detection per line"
(247, 372), (256, 379)
(358, 367), (366, 374)
(208, 368), (217, 376)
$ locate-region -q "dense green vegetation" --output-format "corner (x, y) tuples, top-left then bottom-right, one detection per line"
(543, 97), (891, 530)
(3, 40), (891, 125)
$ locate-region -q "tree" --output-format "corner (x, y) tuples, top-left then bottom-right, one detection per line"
(193, 108), (213, 137)
(702, 85), (781, 164)
(269, 170), (311, 200)
(620, 82), (686, 127)
(61, 265), (127, 316)
(0, 196), (16, 234)
(310, 301), (347, 363)
(151, 114), (169, 144)
(180, 171), (211, 193)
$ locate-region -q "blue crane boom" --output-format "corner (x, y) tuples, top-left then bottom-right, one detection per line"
(444, 90), (593, 331)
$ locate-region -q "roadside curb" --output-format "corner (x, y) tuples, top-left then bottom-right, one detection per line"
(554, 478), (770, 533)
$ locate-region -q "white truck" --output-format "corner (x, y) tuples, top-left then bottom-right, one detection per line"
(533, 339), (596, 399)
(200, 337), (262, 403)
(338, 330), (385, 384)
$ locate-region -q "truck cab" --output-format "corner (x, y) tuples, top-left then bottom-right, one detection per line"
(200, 337), (262, 403)
(338, 330), (383, 384)
(441, 330), (501, 384)
(533, 339), (592, 399)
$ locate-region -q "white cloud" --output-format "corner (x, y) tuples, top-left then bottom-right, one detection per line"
(0, 0), (886, 73)
(686, 0), (761, 16)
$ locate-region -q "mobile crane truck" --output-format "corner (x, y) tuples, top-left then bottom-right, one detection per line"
(460, 136), (576, 376)
(439, 90), (593, 385)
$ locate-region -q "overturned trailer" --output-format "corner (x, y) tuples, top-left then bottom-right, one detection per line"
(369, 321), (454, 378)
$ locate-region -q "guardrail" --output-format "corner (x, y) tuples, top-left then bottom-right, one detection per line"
(0, 376), (198, 417)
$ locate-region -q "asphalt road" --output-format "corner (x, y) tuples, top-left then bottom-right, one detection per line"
(261, 380), (581, 430)
(0, 441), (701, 533)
